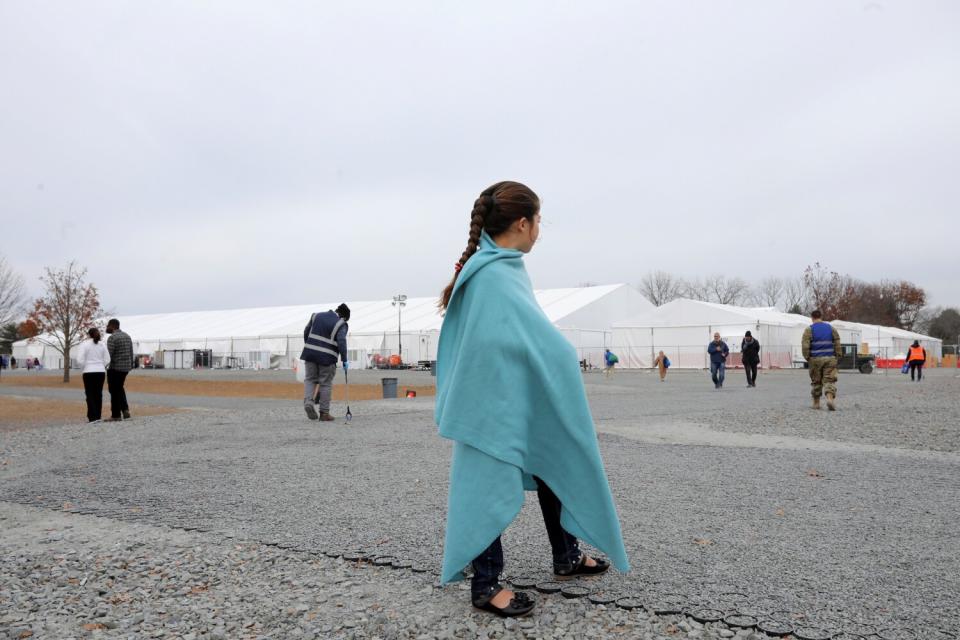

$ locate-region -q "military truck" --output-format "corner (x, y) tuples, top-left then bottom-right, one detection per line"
(837, 343), (875, 373)
(799, 343), (875, 373)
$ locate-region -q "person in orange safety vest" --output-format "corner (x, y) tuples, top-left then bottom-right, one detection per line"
(906, 340), (927, 382)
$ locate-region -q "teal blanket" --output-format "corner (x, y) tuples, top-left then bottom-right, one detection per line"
(436, 232), (630, 583)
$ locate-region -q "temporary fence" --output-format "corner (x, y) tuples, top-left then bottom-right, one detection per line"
(15, 333), (952, 372)
(579, 345), (950, 371)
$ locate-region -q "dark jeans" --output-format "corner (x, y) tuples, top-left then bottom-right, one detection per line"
(710, 361), (726, 387)
(471, 476), (581, 598)
(107, 369), (129, 418)
(744, 361), (758, 386)
(909, 361), (923, 381)
(82, 372), (105, 422)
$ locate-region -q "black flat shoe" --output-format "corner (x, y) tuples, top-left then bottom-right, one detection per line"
(472, 585), (535, 618)
(554, 554), (610, 579)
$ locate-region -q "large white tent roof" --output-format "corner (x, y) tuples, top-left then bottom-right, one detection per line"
(18, 284), (649, 344)
(613, 299), (810, 329)
(833, 319), (942, 345)
(613, 298), (941, 348)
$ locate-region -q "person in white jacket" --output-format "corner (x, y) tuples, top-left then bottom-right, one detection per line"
(76, 328), (110, 422)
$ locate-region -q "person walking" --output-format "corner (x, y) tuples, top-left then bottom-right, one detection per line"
(76, 328), (110, 423)
(436, 181), (629, 618)
(741, 331), (760, 388)
(300, 303), (350, 421)
(603, 349), (619, 377)
(653, 350), (669, 382)
(906, 340), (927, 382)
(105, 319), (134, 421)
(707, 332), (729, 389)
(802, 309), (841, 410)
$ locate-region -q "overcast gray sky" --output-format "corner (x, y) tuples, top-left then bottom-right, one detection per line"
(2, 1), (957, 314)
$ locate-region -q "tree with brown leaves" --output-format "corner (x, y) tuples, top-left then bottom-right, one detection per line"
(803, 263), (857, 320)
(886, 280), (927, 331)
(27, 261), (102, 382)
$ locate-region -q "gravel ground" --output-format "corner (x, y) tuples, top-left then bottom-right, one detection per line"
(585, 367), (960, 453)
(1, 368), (958, 638)
(1, 502), (754, 640)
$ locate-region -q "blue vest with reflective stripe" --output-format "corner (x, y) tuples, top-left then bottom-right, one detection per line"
(809, 322), (835, 357)
(301, 311), (347, 364)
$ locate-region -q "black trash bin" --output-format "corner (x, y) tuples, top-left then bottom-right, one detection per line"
(381, 377), (398, 399)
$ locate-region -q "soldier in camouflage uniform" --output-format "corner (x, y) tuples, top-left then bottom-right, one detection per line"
(801, 309), (842, 411)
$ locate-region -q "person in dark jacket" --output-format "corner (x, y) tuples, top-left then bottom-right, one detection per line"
(741, 331), (761, 388)
(300, 303), (350, 421)
(707, 332), (729, 390)
(906, 340), (927, 382)
(105, 319), (134, 421)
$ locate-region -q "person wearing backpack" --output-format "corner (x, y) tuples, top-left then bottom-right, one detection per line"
(906, 340), (927, 382)
(653, 350), (670, 382)
(603, 349), (619, 377)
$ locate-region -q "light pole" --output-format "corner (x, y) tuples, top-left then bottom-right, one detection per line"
(392, 294), (407, 364)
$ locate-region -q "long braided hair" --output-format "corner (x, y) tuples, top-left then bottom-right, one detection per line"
(439, 181), (540, 310)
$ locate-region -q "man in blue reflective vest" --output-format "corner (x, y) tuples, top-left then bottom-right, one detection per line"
(300, 303), (350, 421)
(801, 309), (841, 411)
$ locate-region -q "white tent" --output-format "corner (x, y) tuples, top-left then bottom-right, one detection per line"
(14, 284), (652, 370)
(611, 299), (867, 369)
(7, 340), (51, 369)
(832, 320), (942, 360)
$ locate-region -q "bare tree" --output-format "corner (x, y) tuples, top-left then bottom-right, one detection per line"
(638, 271), (683, 306)
(0, 255), (26, 327)
(782, 277), (809, 314)
(27, 261), (102, 382)
(912, 306), (940, 336)
(681, 277), (710, 302)
(754, 277), (785, 308)
(705, 275), (751, 305)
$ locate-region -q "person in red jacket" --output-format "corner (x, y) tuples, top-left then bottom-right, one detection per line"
(906, 340), (927, 382)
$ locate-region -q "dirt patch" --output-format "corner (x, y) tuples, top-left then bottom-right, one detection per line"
(0, 396), (179, 432)
(0, 376), (435, 401)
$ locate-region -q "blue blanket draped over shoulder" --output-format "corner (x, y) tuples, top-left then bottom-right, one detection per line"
(435, 231), (630, 583)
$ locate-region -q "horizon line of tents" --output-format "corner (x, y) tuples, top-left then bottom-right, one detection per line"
(11, 286), (943, 371)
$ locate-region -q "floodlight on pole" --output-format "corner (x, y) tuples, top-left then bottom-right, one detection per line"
(392, 294), (407, 364)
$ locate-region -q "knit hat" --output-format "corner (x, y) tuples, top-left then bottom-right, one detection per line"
(745, 331), (752, 337)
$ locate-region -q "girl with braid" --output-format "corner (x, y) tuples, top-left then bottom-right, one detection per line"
(435, 181), (629, 617)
